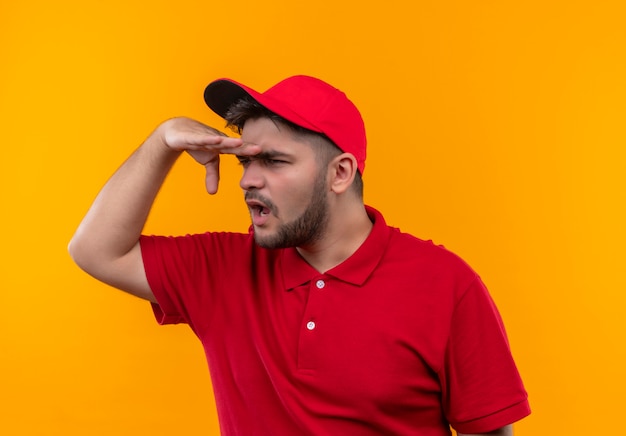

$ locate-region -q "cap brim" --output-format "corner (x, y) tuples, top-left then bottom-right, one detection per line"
(203, 79), (260, 118)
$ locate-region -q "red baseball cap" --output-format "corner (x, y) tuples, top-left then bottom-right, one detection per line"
(203, 75), (367, 173)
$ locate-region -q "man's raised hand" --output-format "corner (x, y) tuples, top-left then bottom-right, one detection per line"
(156, 117), (260, 194)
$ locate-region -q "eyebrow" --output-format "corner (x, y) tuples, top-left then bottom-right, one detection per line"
(246, 150), (293, 160)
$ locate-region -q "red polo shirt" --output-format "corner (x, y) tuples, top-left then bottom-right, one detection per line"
(140, 206), (530, 435)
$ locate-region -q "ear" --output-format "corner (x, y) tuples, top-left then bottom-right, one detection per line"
(328, 153), (358, 195)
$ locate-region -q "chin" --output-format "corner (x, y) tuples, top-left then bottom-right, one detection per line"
(253, 231), (277, 249)
(254, 238), (280, 250)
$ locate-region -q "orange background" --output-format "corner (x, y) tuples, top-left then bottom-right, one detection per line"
(1, 1), (625, 435)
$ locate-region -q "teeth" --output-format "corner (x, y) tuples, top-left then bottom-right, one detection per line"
(252, 204), (270, 217)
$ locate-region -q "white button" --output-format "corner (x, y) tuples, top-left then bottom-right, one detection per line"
(316, 280), (325, 289)
(306, 321), (316, 330)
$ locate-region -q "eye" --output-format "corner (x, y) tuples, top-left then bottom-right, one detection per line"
(266, 159), (286, 165)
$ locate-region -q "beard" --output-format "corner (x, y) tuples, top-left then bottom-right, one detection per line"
(252, 171), (329, 249)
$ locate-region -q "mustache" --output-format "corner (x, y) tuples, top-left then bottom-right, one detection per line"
(244, 191), (279, 216)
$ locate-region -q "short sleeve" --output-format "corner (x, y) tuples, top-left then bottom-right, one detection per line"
(440, 277), (530, 433)
(140, 234), (198, 326)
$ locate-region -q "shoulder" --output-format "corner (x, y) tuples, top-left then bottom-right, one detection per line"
(140, 230), (285, 267)
(142, 231), (251, 251)
(388, 228), (476, 275)
(140, 231), (256, 265)
(368, 206), (471, 270)
(366, 205), (479, 289)
(372, 226), (482, 308)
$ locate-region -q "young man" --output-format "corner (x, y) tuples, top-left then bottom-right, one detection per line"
(69, 75), (530, 435)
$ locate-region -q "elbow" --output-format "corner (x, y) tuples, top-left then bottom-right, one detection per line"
(67, 231), (99, 274)
(67, 235), (77, 260)
(67, 234), (88, 271)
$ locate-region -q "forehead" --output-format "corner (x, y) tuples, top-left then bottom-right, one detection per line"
(241, 117), (317, 155)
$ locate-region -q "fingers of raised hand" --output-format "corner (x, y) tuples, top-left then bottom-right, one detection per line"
(159, 117), (234, 150)
(204, 155), (220, 195)
(165, 132), (239, 151)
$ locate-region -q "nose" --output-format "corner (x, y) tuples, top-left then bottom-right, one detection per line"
(239, 161), (265, 191)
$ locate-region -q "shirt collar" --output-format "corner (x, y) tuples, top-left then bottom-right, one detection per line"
(280, 206), (392, 290)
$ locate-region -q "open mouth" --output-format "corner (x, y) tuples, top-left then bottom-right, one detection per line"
(245, 194), (276, 224)
(250, 204), (271, 217)
(246, 199), (273, 218)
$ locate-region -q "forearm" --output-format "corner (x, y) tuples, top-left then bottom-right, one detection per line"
(69, 126), (180, 275)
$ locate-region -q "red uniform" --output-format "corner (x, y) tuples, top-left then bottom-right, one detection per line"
(140, 206), (530, 435)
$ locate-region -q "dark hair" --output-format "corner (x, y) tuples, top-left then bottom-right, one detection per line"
(224, 97), (363, 197)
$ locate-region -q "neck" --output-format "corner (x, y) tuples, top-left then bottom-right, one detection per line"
(296, 202), (373, 273)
